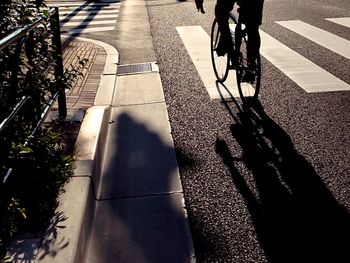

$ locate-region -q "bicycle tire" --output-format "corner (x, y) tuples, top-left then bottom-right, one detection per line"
(235, 25), (261, 104)
(210, 18), (230, 82)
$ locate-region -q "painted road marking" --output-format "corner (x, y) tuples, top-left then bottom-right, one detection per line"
(50, 1), (120, 34)
(177, 25), (350, 95)
(60, 14), (119, 21)
(60, 10), (120, 15)
(260, 30), (350, 92)
(61, 20), (117, 27)
(52, 2), (121, 7)
(176, 26), (239, 99)
(276, 20), (350, 60)
(326, 17), (350, 29)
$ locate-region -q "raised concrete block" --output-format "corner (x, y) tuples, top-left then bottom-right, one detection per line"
(94, 75), (117, 106)
(75, 105), (110, 161)
(85, 193), (194, 263)
(95, 103), (181, 200)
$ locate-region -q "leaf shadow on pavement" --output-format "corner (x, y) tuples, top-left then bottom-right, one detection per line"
(215, 81), (350, 262)
(6, 211), (69, 263)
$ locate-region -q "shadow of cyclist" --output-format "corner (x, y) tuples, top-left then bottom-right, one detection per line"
(216, 100), (350, 262)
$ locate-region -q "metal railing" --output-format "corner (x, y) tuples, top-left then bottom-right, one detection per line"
(0, 7), (66, 183)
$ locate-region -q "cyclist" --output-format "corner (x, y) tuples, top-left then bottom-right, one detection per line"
(196, 0), (264, 80)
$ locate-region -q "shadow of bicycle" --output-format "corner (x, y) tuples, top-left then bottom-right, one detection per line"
(215, 80), (350, 262)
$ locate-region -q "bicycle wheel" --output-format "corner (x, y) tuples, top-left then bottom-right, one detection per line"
(211, 18), (229, 82)
(235, 26), (261, 104)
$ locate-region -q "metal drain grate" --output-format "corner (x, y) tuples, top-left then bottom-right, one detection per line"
(117, 63), (153, 75)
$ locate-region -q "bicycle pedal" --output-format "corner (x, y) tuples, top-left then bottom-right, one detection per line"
(214, 47), (228, 57)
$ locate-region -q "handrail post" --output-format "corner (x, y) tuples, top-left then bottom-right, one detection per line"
(50, 7), (67, 119)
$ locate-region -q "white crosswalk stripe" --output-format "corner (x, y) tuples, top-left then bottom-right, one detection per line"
(59, 10), (120, 16)
(61, 20), (117, 27)
(276, 20), (350, 60)
(176, 26), (239, 99)
(259, 30), (350, 93)
(177, 18), (350, 98)
(55, 2), (121, 7)
(48, 0), (120, 34)
(60, 14), (119, 21)
(326, 17), (350, 29)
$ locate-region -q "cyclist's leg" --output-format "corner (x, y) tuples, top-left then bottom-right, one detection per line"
(214, 0), (235, 56)
(240, 24), (260, 83)
(246, 0), (263, 69)
(246, 24), (260, 69)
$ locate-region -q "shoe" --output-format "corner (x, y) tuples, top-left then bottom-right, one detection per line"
(215, 37), (229, 56)
(215, 45), (228, 57)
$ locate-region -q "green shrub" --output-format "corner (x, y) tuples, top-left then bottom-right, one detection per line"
(0, 0), (87, 259)
(0, 125), (75, 258)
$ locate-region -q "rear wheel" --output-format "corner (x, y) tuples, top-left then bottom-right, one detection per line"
(235, 26), (261, 104)
(211, 18), (229, 82)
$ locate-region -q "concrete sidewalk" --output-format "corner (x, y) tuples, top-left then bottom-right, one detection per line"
(7, 0), (195, 261)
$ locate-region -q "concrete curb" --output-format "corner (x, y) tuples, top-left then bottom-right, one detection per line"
(38, 37), (119, 263)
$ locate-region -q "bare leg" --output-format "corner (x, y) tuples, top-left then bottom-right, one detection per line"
(247, 25), (260, 69)
(214, 0), (235, 56)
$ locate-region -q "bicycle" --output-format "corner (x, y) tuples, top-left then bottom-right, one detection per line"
(211, 4), (261, 104)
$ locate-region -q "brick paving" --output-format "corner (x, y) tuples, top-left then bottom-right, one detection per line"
(61, 38), (106, 109)
(52, 38), (107, 153)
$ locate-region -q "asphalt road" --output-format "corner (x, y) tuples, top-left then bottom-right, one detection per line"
(50, 0), (350, 261)
(146, 0), (350, 262)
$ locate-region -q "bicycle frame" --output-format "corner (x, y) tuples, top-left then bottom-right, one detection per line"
(211, 5), (262, 104)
